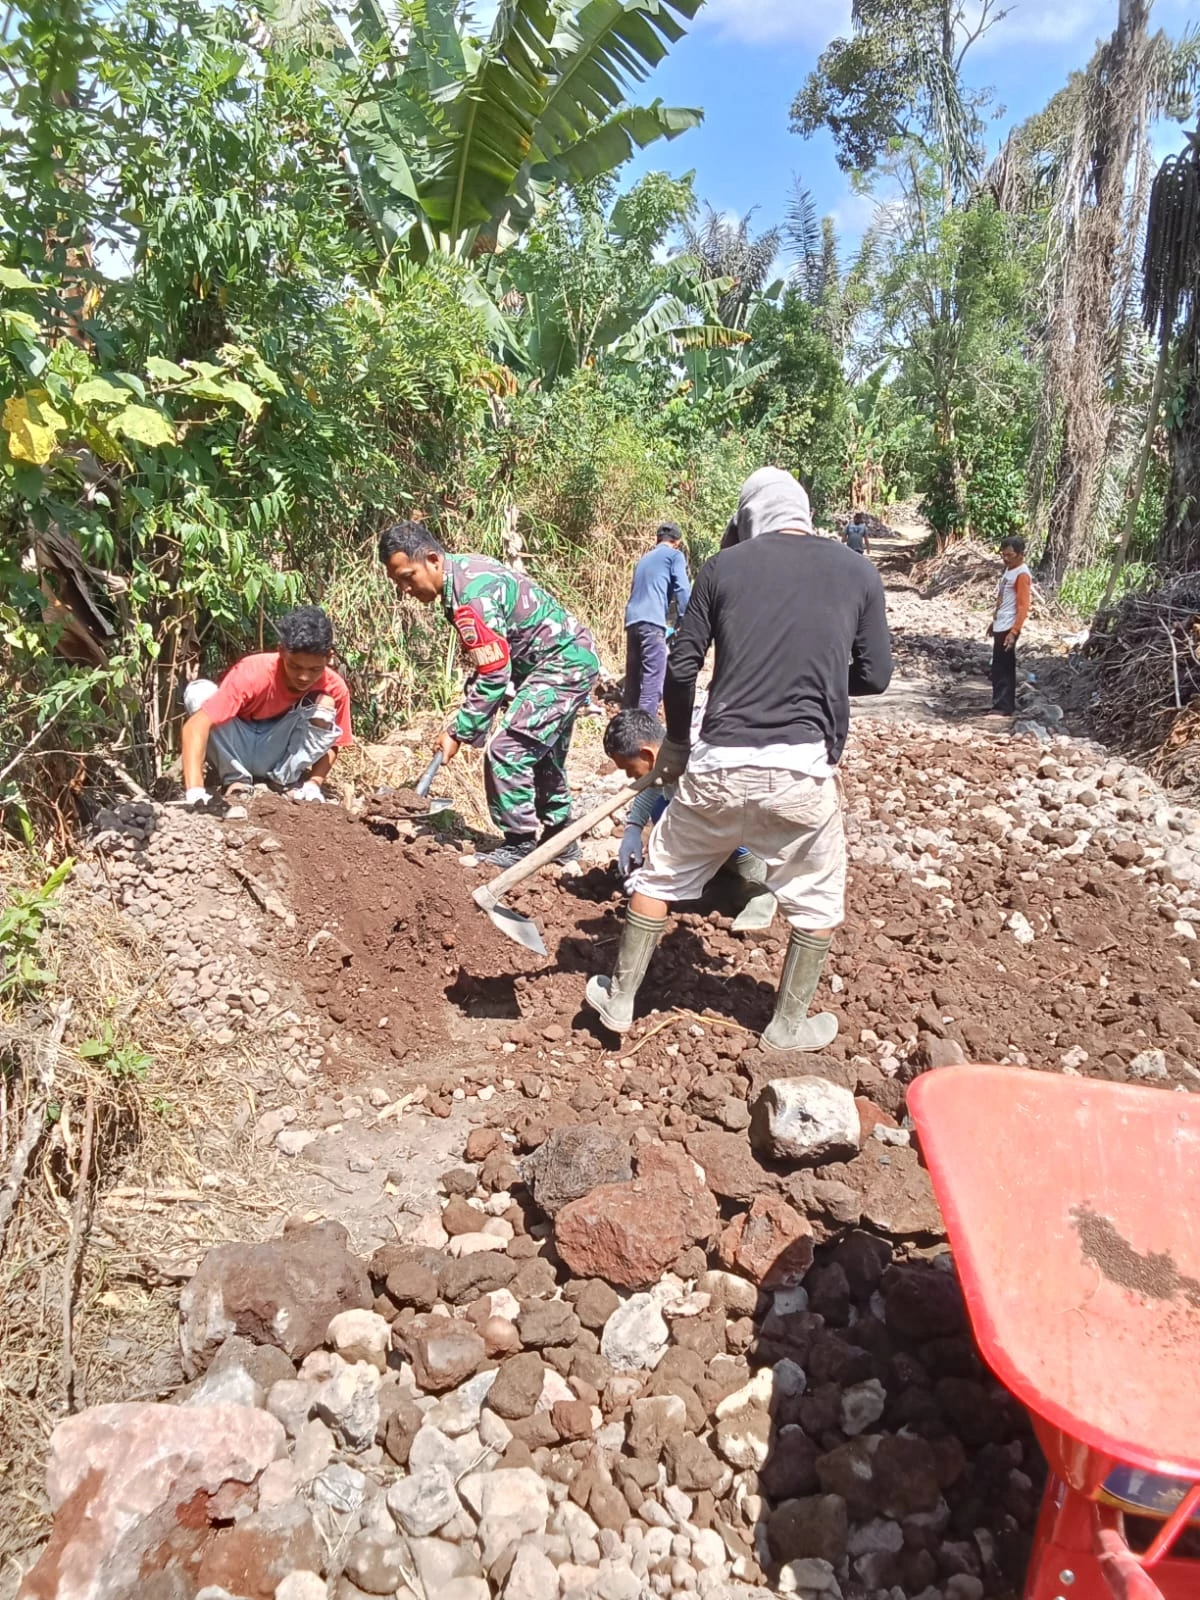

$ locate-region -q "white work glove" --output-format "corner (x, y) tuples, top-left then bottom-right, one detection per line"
(289, 781), (325, 802)
(617, 824), (645, 879)
(651, 738), (690, 786)
(184, 787), (210, 806)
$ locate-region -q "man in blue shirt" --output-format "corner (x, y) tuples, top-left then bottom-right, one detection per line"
(622, 522), (691, 713)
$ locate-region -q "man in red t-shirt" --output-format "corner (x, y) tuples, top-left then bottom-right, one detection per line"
(180, 606), (352, 803)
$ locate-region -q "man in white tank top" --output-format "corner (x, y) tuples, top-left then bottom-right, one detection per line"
(988, 535), (1032, 716)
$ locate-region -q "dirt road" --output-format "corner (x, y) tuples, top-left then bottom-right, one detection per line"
(15, 539), (1200, 1596)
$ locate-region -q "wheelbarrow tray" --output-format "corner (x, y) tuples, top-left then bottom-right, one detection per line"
(908, 1065), (1200, 1480)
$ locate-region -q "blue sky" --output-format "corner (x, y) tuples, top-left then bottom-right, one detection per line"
(624, 0), (1197, 249)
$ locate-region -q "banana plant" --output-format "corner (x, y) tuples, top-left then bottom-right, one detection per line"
(319, 0), (704, 257)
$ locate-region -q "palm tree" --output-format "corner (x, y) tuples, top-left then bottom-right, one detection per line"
(1017, 0), (1198, 583)
(1141, 128), (1200, 573)
(677, 205), (781, 327)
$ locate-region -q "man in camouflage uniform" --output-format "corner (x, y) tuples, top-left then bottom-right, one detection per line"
(379, 521), (600, 868)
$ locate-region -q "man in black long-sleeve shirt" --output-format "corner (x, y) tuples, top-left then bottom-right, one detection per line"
(585, 467), (892, 1048)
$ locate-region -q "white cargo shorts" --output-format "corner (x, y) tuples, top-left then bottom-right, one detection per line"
(630, 765), (846, 930)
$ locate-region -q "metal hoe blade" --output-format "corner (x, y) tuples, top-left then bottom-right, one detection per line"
(415, 752), (453, 816)
(469, 777), (654, 958)
(473, 887), (547, 956)
(732, 890), (778, 932)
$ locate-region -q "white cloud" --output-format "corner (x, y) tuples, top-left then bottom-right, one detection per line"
(971, 0), (1112, 52)
(829, 189), (907, 241)
(696, 0), (851, 47)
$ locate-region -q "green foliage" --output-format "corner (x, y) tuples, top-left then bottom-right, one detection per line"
(0, 860), (73, 1004)
(78, 1020), (153, 1080)
(1060, 559), (1155, 617)
(875, 187), (1039, 539)
(499, 176), (751, 378)
(316, 0), (704, 255)
(740, 289), (848, 516)
(791, 0), (994, 196)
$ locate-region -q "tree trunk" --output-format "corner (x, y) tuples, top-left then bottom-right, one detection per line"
(1036, 0), (1151, 585)
(1160, 349), (1200, 571)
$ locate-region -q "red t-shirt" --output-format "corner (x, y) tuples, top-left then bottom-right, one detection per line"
(202, 653), (353, 747)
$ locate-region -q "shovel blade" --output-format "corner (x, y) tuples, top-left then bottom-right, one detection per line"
(473, 887), (547, 956)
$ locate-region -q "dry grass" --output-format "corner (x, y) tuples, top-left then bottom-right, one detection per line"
(1082, 574), (1200, 792)
(0, 852), (303, 1582)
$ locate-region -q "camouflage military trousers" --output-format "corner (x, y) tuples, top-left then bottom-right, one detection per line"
(485, 666), (597, 840)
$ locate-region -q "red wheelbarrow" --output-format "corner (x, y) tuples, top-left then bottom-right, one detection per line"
(908, 1066), (1200, 1600)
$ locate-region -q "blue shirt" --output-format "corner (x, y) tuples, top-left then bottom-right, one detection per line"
(624, 543), (691, 630)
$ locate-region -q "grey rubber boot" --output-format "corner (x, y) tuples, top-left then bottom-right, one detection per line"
(761, 929), (839, 1051)
(584, 909), (666, 1033)
(725, 852), (777, 931)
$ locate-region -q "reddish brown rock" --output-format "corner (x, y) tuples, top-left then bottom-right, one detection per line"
(854, 1097), (898, 1137)
(465, 1127), (503, 1162)
(718, 1195), (814, 1287)
(844, 1143), (943, 1239)
(551, 1399), (594, 1441)
(404, 1316), (486, 1393)
(684, 1131), (773, 1202)
(195, 1500), (324, 1598)
(179, 1220), (371, 1375)
(385, 1261), (439, 1311)
(554, 1146), (718, 1291)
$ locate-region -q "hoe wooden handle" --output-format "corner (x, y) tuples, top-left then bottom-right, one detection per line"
(481, 776), (655, 903)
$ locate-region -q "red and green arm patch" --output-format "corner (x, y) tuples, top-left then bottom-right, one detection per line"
(453, 605), (511, 675)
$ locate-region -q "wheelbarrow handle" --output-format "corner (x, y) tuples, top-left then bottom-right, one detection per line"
(414, 751), (443, 799)
(482, 776), (655, 903)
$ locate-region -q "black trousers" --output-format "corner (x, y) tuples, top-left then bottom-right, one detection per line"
(991, 629), (1017, 714)
(623, 623), (668, 714)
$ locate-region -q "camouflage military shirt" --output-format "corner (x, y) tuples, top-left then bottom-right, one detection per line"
(442, 554), (599, 746)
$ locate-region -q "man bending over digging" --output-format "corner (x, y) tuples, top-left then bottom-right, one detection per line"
(379, 521), (600, 869)
(585, 466), (892, 1048)
(181, 605), (352, 803)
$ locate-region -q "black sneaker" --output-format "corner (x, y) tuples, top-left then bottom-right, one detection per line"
(482, 836), (537, 869)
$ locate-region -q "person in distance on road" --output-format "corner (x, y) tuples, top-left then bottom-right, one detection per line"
(379, 521), (599, 869)
(585, 466), (892, 1049)
(180, 604), (352, 804)
(988, 534), (1032, 718)
(843, 510), (871, 556)
(622, 520), (692, 715)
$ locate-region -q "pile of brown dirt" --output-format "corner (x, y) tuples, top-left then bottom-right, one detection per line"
(246, 795), (529, 1067)
(253, 727), (1200, 1101)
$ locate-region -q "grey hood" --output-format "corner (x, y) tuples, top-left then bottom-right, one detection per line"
(720, 466), (813, 549)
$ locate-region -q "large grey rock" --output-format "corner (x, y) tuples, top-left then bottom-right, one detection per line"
(327, 1308), (391, 1372)
(750, 1079), (860, 1166)
(426, 1370), (498, 1437)
(387, 1465), (459, 1537)
(524, 1124), (633, 1217)
(503, 1542), (560, 1600)
(312, 1355), (380, 1451)
(408, 1422), (486, 1480)
(343, 1528), (410, 1595)
(460, 1466), (551, 1567)
(600, 1293), (669, 1372)
(408, 1536), (485, 1596)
